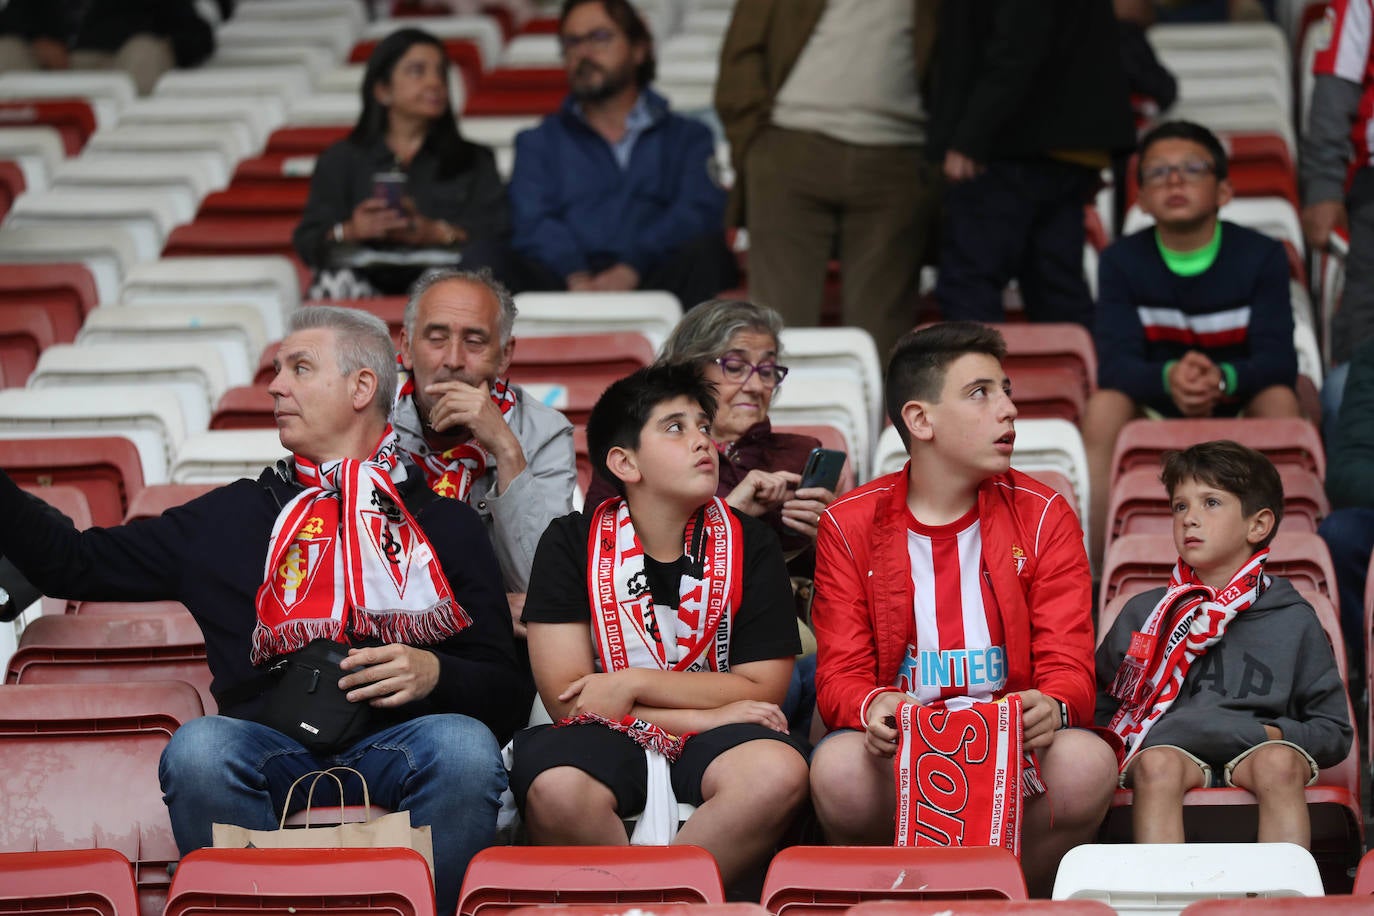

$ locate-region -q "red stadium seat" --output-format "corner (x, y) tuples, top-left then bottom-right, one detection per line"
(211, 385), (275, 430)
(19, 482), (93, 530)
(231, 152), (316, 189)
(849, 902), (1116, 916)
(465, 67), (568, 115)
(162, 217), (309, 295)
(761, 846), (1027, 916)
(6, 612), (213, 714)
(0, 681), (202, 916)
(1109, 418), (1325, 494)
(0, 263), (99, 344)
(1354, 847), (1374, 894)
(0, 435), (144, 527)
(124, 483), (216, 521)
(265, 125), (350, 156)
(312, 296), (406, 344)
(73, 599), (192, 616)
(457, 846), (724, 916)
(1004, 367), (1086, 423)
(0, 303), (55, 387)
(1106, 466), (1328, 545)
(165, 847), (436, 916)
(0, 98), (97, 154)
(508, 331), (655, 384)
(0, 848), (139, 916)
(1185, 899), (1374, 915)
(196, 185), (311, 222)
(775, 422), (859, 496)
(996, 322), (1098, 402)
(0, 159), (25, 222)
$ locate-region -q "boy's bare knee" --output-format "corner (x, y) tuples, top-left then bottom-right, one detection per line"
(1128, 747), (1194, 796)
(704, 741), (808, 812)
(1040, 731), (1118, 824)
(1242, 744), (1311, 794)
(526, 766), (615, 821)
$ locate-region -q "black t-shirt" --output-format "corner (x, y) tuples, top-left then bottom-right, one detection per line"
(523, 506), (801, 667)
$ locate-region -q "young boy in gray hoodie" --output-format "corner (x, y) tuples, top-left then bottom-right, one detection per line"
(1095, 440), (1351, 847)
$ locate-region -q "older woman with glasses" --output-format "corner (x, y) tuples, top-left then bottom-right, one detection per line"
(587, 298), (838, 561)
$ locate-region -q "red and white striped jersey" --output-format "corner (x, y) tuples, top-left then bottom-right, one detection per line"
(1313, 0), (1374, 170)
(894, 505), (1007, 708)
(1136, 304), (1251, 348)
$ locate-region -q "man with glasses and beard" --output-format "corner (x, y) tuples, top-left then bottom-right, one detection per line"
(508, 0), (738, 307)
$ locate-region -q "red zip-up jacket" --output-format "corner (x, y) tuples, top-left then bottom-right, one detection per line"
(813, 465), (1095, 732)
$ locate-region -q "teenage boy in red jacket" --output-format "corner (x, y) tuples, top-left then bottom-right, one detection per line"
(809, 322), (1117, 896)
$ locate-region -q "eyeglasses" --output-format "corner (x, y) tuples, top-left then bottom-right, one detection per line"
(715, 356), (789, 387)
(1140, 160), (1215, 186)
(559, 27), (617, 52)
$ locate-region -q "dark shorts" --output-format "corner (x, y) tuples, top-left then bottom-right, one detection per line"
(509, 721), (804, 816)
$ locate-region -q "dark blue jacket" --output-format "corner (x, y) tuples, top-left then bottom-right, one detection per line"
(509, 88), (725, 278)
(1095, 221), (1297, 416)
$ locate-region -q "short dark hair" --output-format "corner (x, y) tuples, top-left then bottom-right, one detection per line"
(885, 322), (1008, 449)
(586, 363), (717, 497)
(1137, 119), (1229, 183)
(559, 0), (657, 87)
(1160, 440), (1284, 548)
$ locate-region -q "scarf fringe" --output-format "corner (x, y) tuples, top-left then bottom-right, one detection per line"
(252, 619), (345, 665)
(349, 600), (471, 646)
(1022, 755), (1046, 798)
(1109, 658), (1147, 705)
(558, 712), (689, 762)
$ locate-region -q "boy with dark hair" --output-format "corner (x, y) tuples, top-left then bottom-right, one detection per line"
(810, 322), (1117, 896)
(1082, 118), (1301, 566)
(510, 363), (808, 887)
(1096, 440), (1352, 847)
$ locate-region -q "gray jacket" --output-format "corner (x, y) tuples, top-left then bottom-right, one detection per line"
(393, 383), (576, 593)
(1095, 577), (1352, 769)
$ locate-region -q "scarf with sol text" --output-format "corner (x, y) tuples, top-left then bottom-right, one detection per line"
(1106, 549), (1269, 768)
(894, 695), (1042, 855)
(252, 429), (469, 664)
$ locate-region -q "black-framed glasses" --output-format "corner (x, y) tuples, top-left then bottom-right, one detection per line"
(559, 27), (617, 52)
(715, 356), (789, 388)
(1140, 160), (1215, 186)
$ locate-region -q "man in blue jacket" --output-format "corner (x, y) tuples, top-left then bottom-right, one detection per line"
(509, 0), (737, 308)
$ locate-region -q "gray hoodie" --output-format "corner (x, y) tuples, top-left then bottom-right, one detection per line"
(1095, 577), (1352, 769)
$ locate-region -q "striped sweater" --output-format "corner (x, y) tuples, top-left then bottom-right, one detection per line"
(1094, 221), (1297, 416)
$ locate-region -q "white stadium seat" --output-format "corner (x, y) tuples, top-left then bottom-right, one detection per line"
(512, 290), (682, 349)
(172, 430), (288, 484)
(120, 256), (301, 339)
(0, 225), (140, 305)
(77, 304), (267, 388)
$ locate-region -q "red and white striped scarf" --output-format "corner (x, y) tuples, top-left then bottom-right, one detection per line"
(894, 695), (1041, 856)
(1106, 549), (1269, 767)
(586, 496), (742, 676)
(397, 363), (516, 502)
(252, 429), (470, 664)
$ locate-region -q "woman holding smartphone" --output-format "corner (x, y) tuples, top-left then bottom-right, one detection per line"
(293, 27), (510, 298)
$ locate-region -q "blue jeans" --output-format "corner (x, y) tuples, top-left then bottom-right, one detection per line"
(159, 714), (506, 915)
(1317, 507), (1374, 681)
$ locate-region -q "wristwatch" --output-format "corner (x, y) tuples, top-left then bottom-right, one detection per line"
(1057, 698), (1070, 730)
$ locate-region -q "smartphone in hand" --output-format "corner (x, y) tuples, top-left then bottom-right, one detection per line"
(799, 447), (846, 492)
(372, 171), (407, 211)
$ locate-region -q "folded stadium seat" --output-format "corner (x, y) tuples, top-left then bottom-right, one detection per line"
(512, 290), (683, 348)
(30, 342), (230, 435)
(507, 908), (769, 916)
(1356, 848), (1374, 895)
(265, 124), (349, 155)
(507, 331), (655, 383)
(308, 295), (407, 345)
(872, 424), (909, 479)
(196, 185), (311, 223)
(210, 385), (274, 430)
(1053, 843), (1324, 912)
(0, 680), (203, 916)
(84, 125), (248, 189)
(116, 96), (284, 156)
(501, 34), (563, 67)
(315, 62), (367, 94)
(760, 846), (1027, 916)
(518, 376), (617, 427)
(0, 158), (23, 221)
(231, 152), (317, 190)
(233, 0), (366, 31)
(165, 847), (435, 916)
(78, 304), (265, 389)
(1110, 418), (1325, 493)
(0, 386), (188, 485)
(0, 304), (54, 388)
(8, 188), (186, 262)
(0, 128), (58, 194)
(1106, 465), (1328, 546)
(0, 103), (94, 158)
(153, 67), (313, 114)
(847, 903), (1115, 916)
(0, 225), (138, 306)
(1185, 899), (1374, 916)
(162, 218), (310, 298)
(764, 372), (870, 482)
(1004, 417), (1091, 519)
(285, 93), (364, 127)
(120, 256), (301, 341)
(215, 17), (357, 62)
(0, 72), (137, 129)
(1002, 368), (1086, 424)
(122, 483), (215, 522)
(206, 43), (337, 85)
(50, 155), (222, 226)
(170, 429), (289, 484)
(7, 612), (212, 713)
(73, 599), (193, 617)
(465, 67), (567, 116)
(1165, 96), (1298, 164)
(779, 327), (884, 447)
(0, 848), (140, 916)
(457, 846), (724, 916)
(0, 435), (143, 527)
(1099, 531), (1338, 611)
(18, 483), (93, 532)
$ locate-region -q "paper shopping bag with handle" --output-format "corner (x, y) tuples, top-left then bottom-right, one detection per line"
(212, 766), (435, 875)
